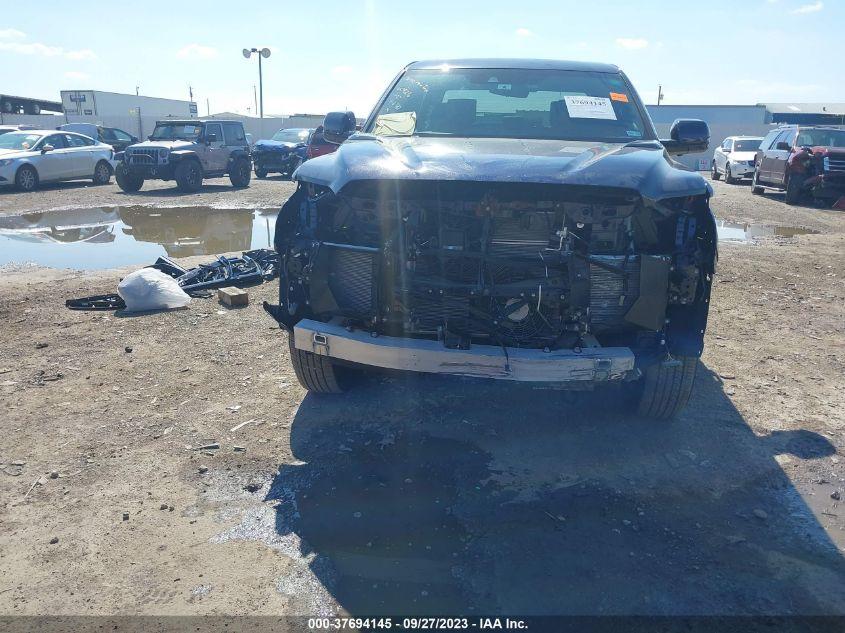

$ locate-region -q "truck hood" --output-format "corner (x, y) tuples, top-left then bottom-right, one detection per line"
(295, 135), (710, 202)
(128, 140), (196, 151)
(810, 146), (845, 157)
(254, 139), (300, 152)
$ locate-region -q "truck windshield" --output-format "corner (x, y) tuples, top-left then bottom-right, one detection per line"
(272, 129), (310, 143)
(367, 68), (652, 142)
(733, 139), (762, 152)
(150, 124), (202, 141)
(796, 129), (845, 148)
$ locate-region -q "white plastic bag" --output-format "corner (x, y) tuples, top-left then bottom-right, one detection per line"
(117, 268), (191, 312)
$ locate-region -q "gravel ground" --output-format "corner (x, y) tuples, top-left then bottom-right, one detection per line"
(0, 175), (297, 215)
(0, 177), (844, 616)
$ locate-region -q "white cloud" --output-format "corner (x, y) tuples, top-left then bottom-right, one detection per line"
(331, 65), (353, 76)
(0, 28), (25, 40)
(64, 71), (90, 81)
(515, 28), (533, 38)
(0, 40), (96, 60)
(615, 37), (649, 50)
(176, 44), (218, 60)
(792, 1), (823, 12)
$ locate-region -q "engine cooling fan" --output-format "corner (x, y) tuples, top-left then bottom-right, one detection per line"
(491, 297), (550, 344)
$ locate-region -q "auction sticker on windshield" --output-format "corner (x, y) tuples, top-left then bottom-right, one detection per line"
(563, 96), (617, 120)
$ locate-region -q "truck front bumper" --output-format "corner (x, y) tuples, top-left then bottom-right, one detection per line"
(293, 319), (636, 383)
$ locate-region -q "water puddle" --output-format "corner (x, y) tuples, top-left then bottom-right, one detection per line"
(717, 219), (819, 242)
(0, 207), (821, 270)
(0, 206), (278, 270)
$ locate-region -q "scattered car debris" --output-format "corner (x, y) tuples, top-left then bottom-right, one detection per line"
(243, 482), (261, 493)
(65, 249), (280, 311)
(35, 342), (48, 349)
(49, 537), (59, 545)
(193, 443), (220, 452)
(230, 419), (254, 433)
(122, 512), (130, 521)
(65, 294), (126, 311)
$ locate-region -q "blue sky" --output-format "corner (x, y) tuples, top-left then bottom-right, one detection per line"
(1, 0), (842, 117)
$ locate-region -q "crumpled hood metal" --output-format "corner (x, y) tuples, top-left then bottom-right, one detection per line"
(254, 139), (299, 152)
(294, 135), (710, 201)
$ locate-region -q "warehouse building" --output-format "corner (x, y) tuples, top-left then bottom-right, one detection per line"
(646, 102), (845, 170)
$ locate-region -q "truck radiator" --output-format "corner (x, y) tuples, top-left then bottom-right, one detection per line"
(328, 248), (375, 316)
(589, 255), (641, 329)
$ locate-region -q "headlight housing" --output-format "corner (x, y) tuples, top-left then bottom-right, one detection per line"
(159, 149), (169, 160)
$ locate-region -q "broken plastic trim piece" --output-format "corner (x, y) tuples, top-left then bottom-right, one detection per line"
(65, 294), (126, 311)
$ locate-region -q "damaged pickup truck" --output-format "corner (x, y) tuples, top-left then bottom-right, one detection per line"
(266, 59), (717, 419)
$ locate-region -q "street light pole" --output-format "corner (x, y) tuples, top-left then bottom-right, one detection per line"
(243, 47), (271, 119)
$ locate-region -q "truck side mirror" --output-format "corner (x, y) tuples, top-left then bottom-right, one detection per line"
(41, 144), (54, 153)
(323, 111), (356, 145)
(205, 133), (218, 144)
(776, 142), (791, 151)
(661, 119), (710, 156)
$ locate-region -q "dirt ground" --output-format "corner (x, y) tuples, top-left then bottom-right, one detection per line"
(0, 177), (844, 617)
(0, 175), (297, 214)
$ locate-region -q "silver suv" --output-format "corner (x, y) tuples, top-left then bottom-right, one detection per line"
(116, 120), (251, 192)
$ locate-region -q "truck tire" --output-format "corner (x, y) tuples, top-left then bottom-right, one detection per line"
(724, 164), (734, 184)
(288, 335), (346, 394)
(175, 159), (203, 192)
(92, 160), (112, 185)
(636, 356), (698, 420)
(229, 157), (252, 188)
(785, 175), (803, 205)
(751, 169), (764, 195)
(115, 163), (143, 192)
(255, 168), (268, 178)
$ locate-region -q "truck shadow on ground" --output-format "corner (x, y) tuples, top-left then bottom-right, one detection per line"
(266, 364), (845, 615)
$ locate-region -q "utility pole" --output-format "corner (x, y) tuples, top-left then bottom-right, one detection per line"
(657, 85), (664, 106)
(253, 85), (258, 117)
(135, 85), (139, 96)
(206, 98), (210, 116)
(189, 85), (193, 102)
(242, 47), (271, 119)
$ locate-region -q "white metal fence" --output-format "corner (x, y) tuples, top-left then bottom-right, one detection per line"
(0, 112), (326, 141)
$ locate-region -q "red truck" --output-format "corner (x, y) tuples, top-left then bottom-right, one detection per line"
(752, 125), (845, 208)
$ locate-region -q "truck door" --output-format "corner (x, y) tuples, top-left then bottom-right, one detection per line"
(759, 130), (787, 183)
(201, 123), (227, 173)
(770, 129), (797, 186)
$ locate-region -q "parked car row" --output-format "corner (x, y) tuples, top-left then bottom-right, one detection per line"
(0, 129), (116, 191)
(0, 115), (351, 192)
(712, 125), (845, 207)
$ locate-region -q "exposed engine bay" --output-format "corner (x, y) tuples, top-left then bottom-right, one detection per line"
(271, 180), (716, 364)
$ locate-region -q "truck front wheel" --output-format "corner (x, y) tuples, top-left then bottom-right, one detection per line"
(175, 160), (203, 193)
(115, 163), (143, 192)
(288, 335), (348, 394)
(635, 356), (698, 420)
(229, 157), (252, 188)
